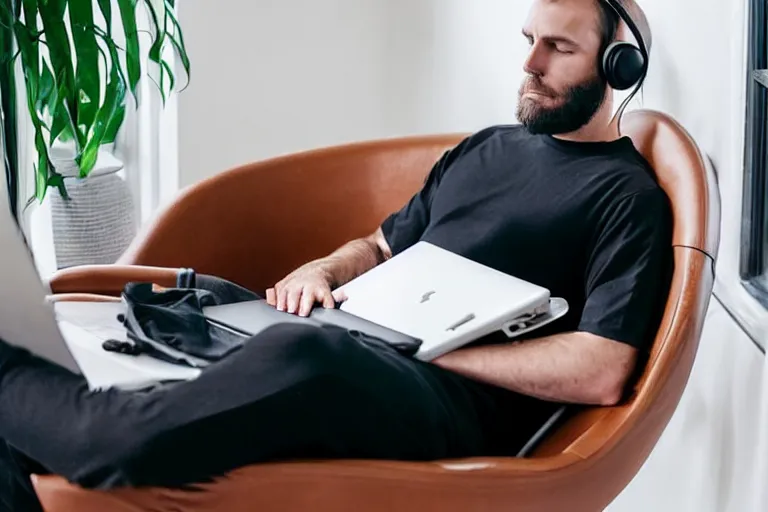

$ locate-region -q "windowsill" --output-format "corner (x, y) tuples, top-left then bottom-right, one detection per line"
(743, 274), (768, 310)
(714, 272), (768, 353)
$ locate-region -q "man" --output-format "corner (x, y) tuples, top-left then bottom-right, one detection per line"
(0, 0), (671, 510)
(267, 0), (665, 404)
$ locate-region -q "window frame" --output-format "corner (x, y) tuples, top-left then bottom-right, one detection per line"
(740, 0), (768, 308)
(712, 0), (768, 352)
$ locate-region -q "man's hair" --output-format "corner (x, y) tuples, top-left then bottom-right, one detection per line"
(596, 0), (620, 54)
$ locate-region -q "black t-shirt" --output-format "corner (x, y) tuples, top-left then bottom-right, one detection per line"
(380, 125), (673, 352)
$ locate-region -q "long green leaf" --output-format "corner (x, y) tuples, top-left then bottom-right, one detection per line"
(49, 106), (72, 142)
(143, 0), (163, 63)
(47, 169), (67, 199)
(143, 0), (166, 101)
(165, 2), (190, 90)
(116, 0), (140, 102)
(102, 103), (124, 143)
(35, 56), (52, 113)
(21, 0), (36, 77)
(0, 0), (18, 219)
(18, 37), (51, 201)
(12, 19), (51, 200)
(38, 0), (81, 152)
(0, 85), (19, 219)
(97, 0), (111, 36)
(12, 20), (36, 98)
(76, 26), (126, 176)
(33, 153), (45, 199)
(160, 58), (174, 100)
(68, 0), (100, 133)
(47, 61), (73, 143)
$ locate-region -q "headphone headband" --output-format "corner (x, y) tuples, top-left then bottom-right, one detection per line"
(601, 0), (649, 65)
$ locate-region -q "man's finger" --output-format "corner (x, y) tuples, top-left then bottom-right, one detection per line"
(321, 290), (336, 309)
(298, 288), (320, 317)
(265, 288), (276, 306)
(276, 285), (288, 312)
(286, 288), (301, 314)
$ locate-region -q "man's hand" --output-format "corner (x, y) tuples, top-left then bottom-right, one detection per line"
(266, 266), (346, 317)
(265, 228), (391, 317)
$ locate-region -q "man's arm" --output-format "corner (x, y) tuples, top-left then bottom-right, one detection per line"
(266, 228), (392, 317)
(438, 188), (671, 406)
(432, 332), (638, 406)
(313, 228), (393, 290)
(268, 136), (476, 317)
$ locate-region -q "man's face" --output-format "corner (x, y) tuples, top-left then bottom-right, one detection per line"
(516, 0), (607, 134)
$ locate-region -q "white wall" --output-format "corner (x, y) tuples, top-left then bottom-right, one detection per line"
(178, 2), (766, 509)
(177, 0), (536, 186)
(175, 0), (713, 182)
(179, 0), (395, 186)
(607, 0), (768, 509)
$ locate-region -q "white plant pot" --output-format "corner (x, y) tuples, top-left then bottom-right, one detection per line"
(48, 143), (137, 269)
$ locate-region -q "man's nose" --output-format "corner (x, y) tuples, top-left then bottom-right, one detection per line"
(523, 43), (547, 77)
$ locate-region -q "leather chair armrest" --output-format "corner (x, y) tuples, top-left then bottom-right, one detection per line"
(46, 293), (122, 303)
(47, 265), (181, 296)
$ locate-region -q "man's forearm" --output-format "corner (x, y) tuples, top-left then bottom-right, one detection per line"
(433, 332), (637, 406)
(311, 236), (388, 288)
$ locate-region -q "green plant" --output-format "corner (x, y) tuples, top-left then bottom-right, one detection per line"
(0, 0), (190, 204)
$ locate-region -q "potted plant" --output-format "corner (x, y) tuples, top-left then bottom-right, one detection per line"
(0, 0), (190, 269)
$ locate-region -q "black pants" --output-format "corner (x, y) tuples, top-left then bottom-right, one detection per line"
(0, 322), (556, 511)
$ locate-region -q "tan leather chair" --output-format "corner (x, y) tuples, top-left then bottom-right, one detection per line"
(35, 109), (720, 512)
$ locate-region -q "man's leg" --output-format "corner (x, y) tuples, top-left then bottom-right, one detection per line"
(0, 441), (45, 512)
(0, 322), (514, 493)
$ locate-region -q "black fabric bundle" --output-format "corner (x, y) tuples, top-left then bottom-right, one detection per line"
(102, 272), (260, 368)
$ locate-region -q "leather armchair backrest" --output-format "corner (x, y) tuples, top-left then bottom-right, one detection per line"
(121, 135), (464, 293)
(621, 110), (720, 259)
(620, 110), (721, 368)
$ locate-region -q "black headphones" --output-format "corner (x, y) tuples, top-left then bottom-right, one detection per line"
(600, 0), (649, 91)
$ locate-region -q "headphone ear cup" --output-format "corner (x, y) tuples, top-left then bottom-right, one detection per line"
(602, 41), (646, 90)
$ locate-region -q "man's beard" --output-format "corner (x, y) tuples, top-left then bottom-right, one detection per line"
(516, 74), (607, 135)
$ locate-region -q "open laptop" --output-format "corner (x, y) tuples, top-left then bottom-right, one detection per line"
(0, 159), (200, 390)
(205, 241), (568, 361)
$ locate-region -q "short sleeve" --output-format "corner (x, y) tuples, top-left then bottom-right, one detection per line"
(380, 135), (473, 255)
(578, 189), (673, 351)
